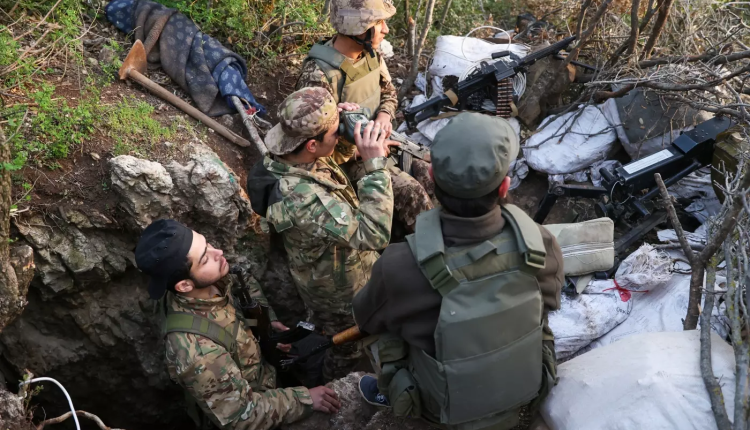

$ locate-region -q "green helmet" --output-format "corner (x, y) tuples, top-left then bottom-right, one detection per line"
(330, 0), (396, 36)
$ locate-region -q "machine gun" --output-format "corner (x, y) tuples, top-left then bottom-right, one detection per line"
(340, 108), (430, 174)
(230, 267), (315, 366)
(404, 35), (577, 127)
(533, 116), (735, 255)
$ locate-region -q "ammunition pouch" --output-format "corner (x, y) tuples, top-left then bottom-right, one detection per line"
(369, 333), (422, 418)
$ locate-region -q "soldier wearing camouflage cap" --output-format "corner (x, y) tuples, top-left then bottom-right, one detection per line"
(352, 113), (565, 429)
(247, 87), (394, 381)
(296, 0), (434, 238)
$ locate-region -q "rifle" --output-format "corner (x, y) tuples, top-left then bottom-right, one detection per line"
(229, 267), (315, 364)
(279, 326), (365, 369)
(533, 116), (735, 256)
(404, 35), (577, 127)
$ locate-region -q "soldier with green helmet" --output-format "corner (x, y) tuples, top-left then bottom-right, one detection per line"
(352, 113), (565, 429)
(134, 219), (340, 430)
(296, 0), (433, 236)
(247, 86), (395, 382)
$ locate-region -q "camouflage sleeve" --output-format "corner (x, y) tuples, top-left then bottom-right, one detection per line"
(243, 272), (278, 322)
(376, 56), (398, 119)
(288, 158), (393, 251)
(169, 337), (313, 429)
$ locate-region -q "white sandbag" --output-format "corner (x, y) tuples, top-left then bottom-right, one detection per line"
(548, 280), (631, 360)
(669, 168), (714, 199)
(524, 104), (618, 174)
(429, 36), (529, 78)
(416, 117), (453, 142)
(415, 72), (428, 93)
(542, 331), (736, 430)
(657, 229), (706, 246)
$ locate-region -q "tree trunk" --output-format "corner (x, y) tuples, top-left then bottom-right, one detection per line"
(398, 0), (437, 101)
(640, 0), (676, 59)
(436, 0), (453, 31)
(0, 127), (34, 333)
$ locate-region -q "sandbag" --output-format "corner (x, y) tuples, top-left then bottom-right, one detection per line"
(547, 279), (631, 360)
(541, 331), (736, 430)
(545, 218), (614, 276)
(524, 104), (618, 174)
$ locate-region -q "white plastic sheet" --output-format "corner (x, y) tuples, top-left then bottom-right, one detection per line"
(542, 331), (736, 430)
(524, 104), (618, 174)
(428, 36), (529, 79)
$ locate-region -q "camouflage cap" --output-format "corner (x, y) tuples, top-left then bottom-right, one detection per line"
(330, 0), (397, 36)
(265, 87), (339, 156)
(430, 113), (519, 199)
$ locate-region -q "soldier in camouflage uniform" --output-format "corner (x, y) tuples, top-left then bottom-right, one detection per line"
(295, 0), (433, 234)
(135, 219), (340, 430)
(246, 87), (394, 381)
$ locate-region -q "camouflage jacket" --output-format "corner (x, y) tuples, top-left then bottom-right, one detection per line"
(165, 274), (313, 429)
(261, 155), (393, 314)
(296, 39), (398, 165)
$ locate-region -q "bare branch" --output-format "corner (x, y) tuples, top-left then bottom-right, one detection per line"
(37, 410), (126, 430)
(701, 256), (733, 430)
(398, 0), (437, 100)
(626, 0), (641, 57)
(641, 0), (676, 59)
(637, 48), (750, 68)
(655, 173), (698, 265)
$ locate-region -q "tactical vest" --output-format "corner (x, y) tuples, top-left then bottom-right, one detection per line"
(304, 40), (381, 118)
(376, 205), (547, 430)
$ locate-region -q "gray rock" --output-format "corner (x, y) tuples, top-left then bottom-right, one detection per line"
(98, 46), (116, 65)
(0, 387), (25, 430)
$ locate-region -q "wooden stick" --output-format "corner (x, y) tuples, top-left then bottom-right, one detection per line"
(37, 410), (126, 430)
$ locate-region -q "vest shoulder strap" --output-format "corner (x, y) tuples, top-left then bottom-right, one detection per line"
(406, 209), (461, 297)
(164, 311), (239, 354)
(501, 204), (546, 271)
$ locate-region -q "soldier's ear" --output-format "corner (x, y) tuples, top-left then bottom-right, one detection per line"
(304, 139), (318, 154)
(174, 279), (194, 294)
(498, 176), (511, 199)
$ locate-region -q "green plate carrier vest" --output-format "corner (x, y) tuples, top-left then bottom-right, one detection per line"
(401, 205), (546, 429)
(305, 41), (382, 119)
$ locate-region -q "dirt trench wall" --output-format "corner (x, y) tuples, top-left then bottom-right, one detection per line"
(0, 143), (260, 429)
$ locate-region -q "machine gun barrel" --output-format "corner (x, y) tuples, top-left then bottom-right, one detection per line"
(404, 35), (576, 126)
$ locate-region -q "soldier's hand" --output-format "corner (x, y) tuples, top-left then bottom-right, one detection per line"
(373, 112), (393, 138)
(337, 102), (360, 112)
(354, 120), (388, 161)
(309, 386), (341, 414)
(271, 321), (289, 332)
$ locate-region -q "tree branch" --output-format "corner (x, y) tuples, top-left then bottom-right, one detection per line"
(37, 410), (126, 430)
(626, 0), (641, 57)
(565, 0), (614, 65)
(701, 257), (733, 430)
(640, 0), (676, 59)
(655, 173), (697, 265)
(398, 0), (437, 100)
(638, 48), (750, 68)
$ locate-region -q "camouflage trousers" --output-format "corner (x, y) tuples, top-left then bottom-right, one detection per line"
(343, 157), (434, 234)
(308, 309), (361, 382)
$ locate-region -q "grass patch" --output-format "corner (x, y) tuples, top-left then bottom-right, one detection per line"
(106, 96), (176, 156)
(4, 83), (98, 170)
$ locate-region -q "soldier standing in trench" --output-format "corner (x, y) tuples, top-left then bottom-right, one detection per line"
(246, 87), (394, 383)
(135, 220), (340, 429)
(352, 113), (565, 429)
(295, 0), (433, 236)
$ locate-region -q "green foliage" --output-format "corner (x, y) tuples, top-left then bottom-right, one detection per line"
(106, 96), (175, 156)
(158, 0), (331, 57)
(390, 0), (525, 47)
